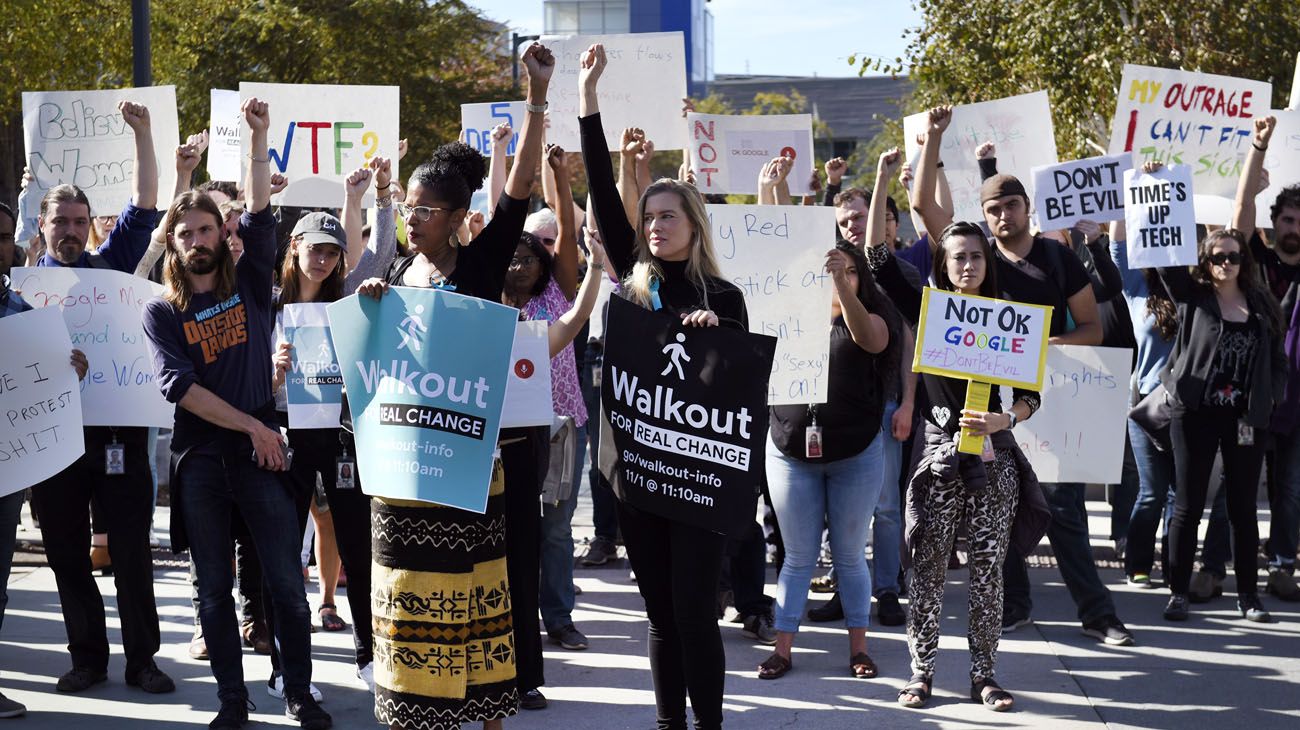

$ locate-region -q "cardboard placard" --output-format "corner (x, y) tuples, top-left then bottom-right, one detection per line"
(282, 303), (342, 430)
(208, 88), (243, 182)
(500, 320), (553, 428)
(1031, 153), (1132, 229)
(687, 113), (815, 195)
(1123, 164), (1197, 268)
(460, 101), (523, 156)
(912, 287), (1051, 391)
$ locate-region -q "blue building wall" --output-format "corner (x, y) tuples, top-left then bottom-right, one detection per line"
(629, 0), (707, 97)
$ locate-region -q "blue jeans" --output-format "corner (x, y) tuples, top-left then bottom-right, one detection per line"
(0, 490), (24, 633)
(1109, 433), (1139, 541)
(1269, 425), (1300, 569)
(540, 423), (586, 631)
(181, 446), (313, 702)
(1004, 482), (1116, 623)
(1126, 417), (1175, 576)
(768, 434), (884, 632)
(872, 401), (903, 597)
(582, 343), (619, 542)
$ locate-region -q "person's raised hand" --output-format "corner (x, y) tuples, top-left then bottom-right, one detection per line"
(927, 105), (952, 134)
(70, 349), (89, 381)
(270, 173), (289, 195)
(176, 131), (209, 175)
(681, 97), (695, 118)
(466, 210), (486, 239)
(1254, 116), (1277, 149)
(899, 162), (915, 187)
(346, 166), (373, 199)
(976, 141), (996, 160)
(587, 235), (607, 270)
(579, 43), (607, 88)
(490, 122), (513, 152)
(681, 309), (719, 327)
(522, 42), (556, 85)
(808, 169), (823, 194)
(773, 155), (793, 183)
(879, 147), (902, 175)
(396, 138), (409, 161)
(119, 101), (151, 133)
(621, 127), (645, 157)
(1141, 160), (1165, 175)
(678, 162), (696, 186)
(825, 157), (847, 185)
(825, 247), (854, 286)
(636, 138), (656, 165)
(1074, 219), (1103, 244)
(369, 156), (392, 190)
(546, 143), (570, 173)
(242, 98), (269, 132)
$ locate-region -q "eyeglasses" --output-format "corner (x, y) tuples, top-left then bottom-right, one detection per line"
(395, 203), (451, 223)
(509, 255), (538, 269)
(1208, 251), (1243, 266)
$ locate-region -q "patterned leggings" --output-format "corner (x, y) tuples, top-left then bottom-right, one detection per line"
(906, 449), (1019, 683)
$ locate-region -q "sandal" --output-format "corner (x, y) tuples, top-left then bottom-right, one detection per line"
(319, 603), (347, 632)
(897, 673), (931, 708)
(849, 652), (877, 679)
(971, 678), (1014, 711)
(756, 652), (792, 680)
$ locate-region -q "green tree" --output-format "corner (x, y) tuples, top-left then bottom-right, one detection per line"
(852, 1), (1300, 162)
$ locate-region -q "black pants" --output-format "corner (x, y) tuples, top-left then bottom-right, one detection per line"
(721, 519), (771, 619)
(190, 510), (265, 627)
(264, 425), (317, 676)
(1168, 405), (1264, 596)
(30, 426), (160, 676)
(332, 430), (374, 667)
(618, 500), (726, 730)
(502, 434), (545, 692)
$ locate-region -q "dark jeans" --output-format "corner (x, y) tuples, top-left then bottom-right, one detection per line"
(0, 490), (25, 633)
(721, 519), (772, 619)
(1109, 432), (1139, 541)
(331, 430), (374, 667)
(30, 426), (160, 675)
(582, 342), (619, 542)
(1168, 405), (1264, 596)
(189, 511), (264, 627)
(181, 445), (312, 702)
(1004, 482), (1117, 624)
(502, 434), (545, 691)
(618, 500), (726, 730)
(1268, 423), (1300, 568)
(264, 427), (319, 677)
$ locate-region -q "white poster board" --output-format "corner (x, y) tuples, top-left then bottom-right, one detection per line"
(501, 320), (553, 428)
(0, 306), (85, 495)
(709, 204), (836, 404)
(540, 32), (688, 151)
(903, 91), (1058, 226)
(207, 88), (243, 182)
(687, 113), (814, 195)
(1004, 345), (1132, 483)
(9, 267), (173, 427)
(460, 101), (523, 156)
(1246, 108), (1300, 228)
(913, 288), (1051, 390)
(238, 83), (400, 208)
(1108, 64), (1270, 223)
(22, 85), (180, 215)
(281, 303), (343, 430)
(1123, 164), (1197, 268)
(1289, 52), (1299, 111)
(1031, 153), (1132, 229)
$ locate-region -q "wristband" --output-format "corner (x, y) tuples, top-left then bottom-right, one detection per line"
(526, 101), (548, 113)
(247, 153), (270, 163)
(1253, 141), (1267, 151)
(936, 161), (945, 168)
(376, 183), (390, 191)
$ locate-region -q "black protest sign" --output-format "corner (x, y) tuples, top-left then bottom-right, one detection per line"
(597, 295), (776, 535)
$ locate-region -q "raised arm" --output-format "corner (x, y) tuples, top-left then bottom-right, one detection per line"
(342, 164), (373, 274)
(121, 101), (158, 210)
(344, 157), (397, 295)
(827, 248), (890, 353)
(772, 156), (793, 205)
(547, 143), (580, 299)
(173, 131), (207, 201)
(504, 43), (554, 201)
(244, 98), (271, 213)
(488, 122), (512, 212)
(549, 238), (608, 357)
(912, 111), (955, 249)
(618, 127), (645, 227)
(1074, 219), (1123, 302)
(867, 148), (902, 248)
(635, 138), (655, 195)
(1233, 115), (1274, 234)
(579, 43), (637, 277)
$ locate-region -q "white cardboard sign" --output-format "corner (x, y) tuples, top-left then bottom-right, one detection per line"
(708, 204), (836, 404)
(1031, 153), (1132, 229)
(238, 82), (401, 208)
(540, 32), (689, 151)
(0, 306), (86, 496)
(460, 101), (523, 156)
(687, 113), (814, 196)
(9, 267), (173, 428)
(1123, 164), (1197, 268)
(207, 88), (243, 182)
(22, 85), (180, 215)
(913, 288), (1051, 391)
(501, 320), (553, 428)
(903, 91), (1058, 226)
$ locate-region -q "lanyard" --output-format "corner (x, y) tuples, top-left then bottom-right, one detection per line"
(649, 276), (663, 311)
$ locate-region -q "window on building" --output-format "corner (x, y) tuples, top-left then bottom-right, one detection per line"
(544, 1), (629, 34)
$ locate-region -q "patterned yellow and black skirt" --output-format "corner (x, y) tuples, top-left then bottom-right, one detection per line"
(371, 460), (518, 729)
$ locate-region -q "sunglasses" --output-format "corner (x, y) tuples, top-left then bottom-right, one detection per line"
(395, 203), (451, 223)
(509, 255), (538, 269)
(1208, 251), (1242, 266)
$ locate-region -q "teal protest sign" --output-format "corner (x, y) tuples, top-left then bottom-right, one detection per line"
(282, 303), (343, 429)
(326, 287), (518, 512)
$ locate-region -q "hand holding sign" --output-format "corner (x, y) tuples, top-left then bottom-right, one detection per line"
(70, 349), (88, 381)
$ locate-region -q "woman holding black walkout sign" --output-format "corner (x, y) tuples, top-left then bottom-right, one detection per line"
(579, 44), (748, 730)
(899, 222), (1042, 713)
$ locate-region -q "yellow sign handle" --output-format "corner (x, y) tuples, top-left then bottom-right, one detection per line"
(958, 380), (991, 455)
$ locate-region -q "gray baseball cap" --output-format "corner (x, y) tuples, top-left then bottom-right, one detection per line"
(291, 212), (347, 250)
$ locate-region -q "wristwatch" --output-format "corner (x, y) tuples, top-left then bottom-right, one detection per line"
(526, 101), (548, 114)
(1005, 411), (1019, 430)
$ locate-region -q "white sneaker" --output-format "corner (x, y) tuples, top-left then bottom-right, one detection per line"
(357, 663), (375, 692)
(267, 672), (323, 702)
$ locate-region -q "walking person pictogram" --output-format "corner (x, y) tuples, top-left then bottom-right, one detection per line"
(660, 332), (691, 379)
(398, 304), (428, 353)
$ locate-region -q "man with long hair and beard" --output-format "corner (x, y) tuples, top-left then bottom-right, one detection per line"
(142, 98), (330, 730)
(1235, 115), (1300, 604)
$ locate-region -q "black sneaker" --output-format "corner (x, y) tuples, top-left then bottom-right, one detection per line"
(547, 624), (589, 650)
(1163, 594), (1190, 621)
(1238, 593), (1272, 623)
(740, 612), (778, 644)
(56, 666), (107, 693)
(807, 592), (844, 622)
(520, 687), (548, 710)
(1001, 609), (1032, 634)
(1081, 615), (1135, 646)
(580, 538), (618, 566)
(209, 696), (252, 729)
(126, 662), (176, 694)
(285, 691), (332, 729)
(876, 592), (906, 627)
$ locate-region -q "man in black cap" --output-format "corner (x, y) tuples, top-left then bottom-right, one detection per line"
(913, 105), (1135, 648)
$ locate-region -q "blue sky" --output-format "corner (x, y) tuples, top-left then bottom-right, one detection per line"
(469, 0), (920, 77)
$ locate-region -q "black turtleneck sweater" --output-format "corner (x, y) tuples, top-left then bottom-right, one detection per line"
(580, 113), (748, 331)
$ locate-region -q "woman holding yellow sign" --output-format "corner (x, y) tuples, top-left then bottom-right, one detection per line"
(900, 221), (1044, 713)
